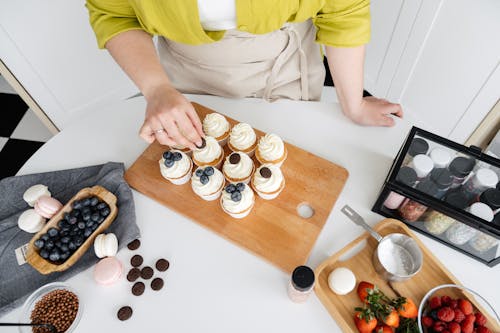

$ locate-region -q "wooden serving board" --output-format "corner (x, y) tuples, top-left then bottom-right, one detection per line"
(314, 218), (499, 332)
(124, 102), (348, 273)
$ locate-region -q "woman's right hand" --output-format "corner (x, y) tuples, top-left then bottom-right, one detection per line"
(139, 84), (204, 149)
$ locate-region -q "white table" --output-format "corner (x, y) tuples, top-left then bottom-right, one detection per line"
(2, 93), (499, 332)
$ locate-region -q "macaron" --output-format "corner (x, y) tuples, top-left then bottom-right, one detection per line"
(18, 209), (46, 233)
(328, 267), (356, 295)
(23, 184), (51, 207)
(94, 257), (123, 285)
(34, 196), (63, 219)
(94, 233), (118, 258)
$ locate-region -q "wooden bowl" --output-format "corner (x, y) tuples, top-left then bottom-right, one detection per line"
(26, 185), (118, 274)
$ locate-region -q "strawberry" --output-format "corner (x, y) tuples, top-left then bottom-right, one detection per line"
(430, 296), (443, 309)
(459, 299), (473, 315)
(375, 325), (393, 333)
(354, 310), (377, 333)
(461, 321), (473, 333)
(434, 321), (447, 332)
(476, 326), (491, 333)
(357, 281), (375, 304)
(394, 297), (418, 319)
(448, 322), (461, 333)
(442, 296), (452, 306)
(438, 307), (455, 322)
(475, 312), (487, 326)
(454, 309), (466, 323)
(382, 309), (400, 328)
(422, 316), (434, 328)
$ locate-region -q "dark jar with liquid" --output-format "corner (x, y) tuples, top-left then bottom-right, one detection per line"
(398, 179), (439, 222)
(448, 157), (475, 189)
(429, 168), (453, 199)
(383, 167), (418, 210)
(402, 138), (429, 165)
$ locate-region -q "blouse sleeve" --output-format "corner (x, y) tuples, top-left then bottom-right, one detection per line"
(313, 0), (371, 47)
(85, 0), (145, 49)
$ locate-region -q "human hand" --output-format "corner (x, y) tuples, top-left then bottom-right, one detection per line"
(139, 84), (204, 149)
(344, 96), (403, 127)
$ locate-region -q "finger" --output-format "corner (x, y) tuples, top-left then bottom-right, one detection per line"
(185, 105), (205, 140)
(155, 130), (177, 146)
(176, 112), (202, 146)
(161, 116), (196, 150)
(378, 114), (395, 127)
(139, 123), (156, 144)
(384, 103), (403, 118)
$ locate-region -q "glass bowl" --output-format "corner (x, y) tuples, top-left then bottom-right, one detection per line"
(19, 282), (83, 333)
(418, 284), (499, 332)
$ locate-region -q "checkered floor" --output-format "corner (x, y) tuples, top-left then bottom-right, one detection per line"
(0, 76), (53, 180)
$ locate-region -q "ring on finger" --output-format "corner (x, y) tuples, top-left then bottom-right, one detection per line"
(153, 128), (165, 134)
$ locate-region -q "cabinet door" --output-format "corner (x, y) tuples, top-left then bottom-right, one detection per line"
(0, 0), (138, 129)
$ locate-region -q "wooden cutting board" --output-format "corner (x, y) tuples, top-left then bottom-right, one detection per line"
(124, 102), (348, 273)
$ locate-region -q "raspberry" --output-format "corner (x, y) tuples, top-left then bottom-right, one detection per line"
(476, 326), (491, 333)
(442, 296), (452, 306)
(464, 314), (476, 325)
(430, 296), (442, 309)
(475, 313), (487, 326)
(448, 322), (461, 333)
(454, 309), (465, 323)
(459, 299), (473, 315)
(434, 321), (447, 332)
(449, 300), (458, 309)
(422, 316), (434, 327)
(438, 307), (455, 322)
(462, 321), (474, 333)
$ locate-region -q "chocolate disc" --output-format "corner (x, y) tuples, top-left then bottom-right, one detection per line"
(196, 137), (206, 149)
(155, 259), (170, 272)
(130, 255), (143, 267)
(141, 266), (154, 280)
(127, 268), (141, 282)
(132, 282), (145, 296)
(151, 277), (164, 291)
(127, 239), (141, 250)
(229, 153), (241, 164)
(259, 167), (272, 178)
(117, 306), (133, 321)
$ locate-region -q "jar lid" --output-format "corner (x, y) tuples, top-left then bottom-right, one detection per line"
(408, 138), (429, 157)
(449, 157), (475, 177)
(291, 266), (315, 292)
(416, 179), (439, 196)
(430, 168), (453, 189)
(480, 189), (500, 210)
(474, 168), (498, 188)
(430, 148), (452, 168)
(444, 191), (469, 209)
(396, 167), (418, 186)
(467, 202), (494, 222)
(411, 155), (434, 178)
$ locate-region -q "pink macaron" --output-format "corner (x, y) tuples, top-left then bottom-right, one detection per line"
(94, 257), (123, 285)
(34, 196), (63, 219)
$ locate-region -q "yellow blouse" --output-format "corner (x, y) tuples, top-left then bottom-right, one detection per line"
(85, 0), (370, 49)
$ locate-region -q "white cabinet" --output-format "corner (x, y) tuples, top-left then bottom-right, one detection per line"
(366, 0), (500, 143)
(0, 0), (138, 129)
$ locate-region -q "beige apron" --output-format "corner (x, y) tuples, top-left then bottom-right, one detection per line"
(157, 19), (325, 101)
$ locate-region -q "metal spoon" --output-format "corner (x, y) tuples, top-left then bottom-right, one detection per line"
(0, 322), (57, 332)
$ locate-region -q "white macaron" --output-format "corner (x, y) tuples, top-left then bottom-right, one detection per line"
(94, 233), (118, 258)
(23, 184), (51, 207)
(328, 267), (356, 295)
(18, 209), (46, 233)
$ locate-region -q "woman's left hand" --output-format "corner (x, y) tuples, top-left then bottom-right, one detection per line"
(344, 96), (403, 127)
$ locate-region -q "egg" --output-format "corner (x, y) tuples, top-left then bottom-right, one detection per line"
(328, 267), (356, 295)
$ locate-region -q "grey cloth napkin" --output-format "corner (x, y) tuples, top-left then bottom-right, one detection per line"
(0, 162), (140, 317)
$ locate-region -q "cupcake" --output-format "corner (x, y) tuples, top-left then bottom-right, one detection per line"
(255, 133), (287, 167)
(251, 164), (285, 200)
(220, 183), (255, 219)
(191, 166), (225, 201)
(159, 150), (193, 185)
(222, 152), (255, 184)
(170, 144), (192, 157)
(228, 123), (257, 157)
(192, 136), (224, 169)
(203, 113), (231, 146)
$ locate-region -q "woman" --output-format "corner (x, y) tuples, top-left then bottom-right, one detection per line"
(86, 0), (403, 150)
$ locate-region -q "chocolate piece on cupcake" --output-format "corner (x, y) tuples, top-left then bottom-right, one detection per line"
(255, 133), (287, 167)
(159, 149), (193, 185)
(252, 164), (285, 200)
(203, 113), (231, 147)
(192, 136), (224, 170)
(228, 123), (257, 157)
(220, 182), (255, 219)
(191, 166), (225, 201)
(222, 152), (255, 185)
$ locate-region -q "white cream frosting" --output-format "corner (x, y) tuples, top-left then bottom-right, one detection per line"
(203, 113), (230, 139)
(222, 185), (254, 213)
(258, 133), (285, 161)
(223, 153), (254, 179)
(191, 167), (225, 196)
(193, 136), (222, 163)
(159, 150), (192, 178)
(229, 123), (256, 150)
(253, 165), (284, 193)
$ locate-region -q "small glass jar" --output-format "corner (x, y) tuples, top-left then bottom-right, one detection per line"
(288, 266), (315, 303)
(448, 157), (475, 189)
(443, 191), (470, 210)
(469, 231), (498, 253)
(479, 188), (500, 214)
(409, 154), (434, 179)
(424, 210), (456, 235)
(429, 147), (452, 168)
(383, 167), (418, 210)
(446, 202), (493, 245)
(461, 168), (498, 200)
(403, 138), (429, 166)
(398, 180), (438, 222)
(429, 168), (453, 199)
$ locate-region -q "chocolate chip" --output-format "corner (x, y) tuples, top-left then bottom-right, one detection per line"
(229, 153), (240, 164)
(127, 239), (141, 250)
(127, 268), (141, 282)
(141, 266), (154, 280)
(259, 167), (272, 178)
(132, 282), (145, 296)
(117, 306), (133, 321)
(130, 255), (143, 267)
(196, 137), (206, 149)
(151, 277), (164, 291)
(155, 259), (170, 272)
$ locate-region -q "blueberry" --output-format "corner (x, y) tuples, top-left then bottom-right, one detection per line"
(91, 223), (99, 231)
(82, 198), (91, 207)
(200, 174), (209, 185)
(68, 216), (78, 225)
(40, 249), (49, 259)
(70, 209), (81, 218)
(69, 230), (78, 237)
(173, 152), (182, 161)
(60, 252), (70, 261)
(58, 220), (68, 229)
(45, 240), (54, 250)
(236, 183), (245, 192)
(55, 240), (62, 248)
(72, 200), (82, 209)
(204, 166), (214, 176)
(429, 310), (438, 321)
(225, 184), (236, 193)
(96, 215), (105, 224)
(91, 212), (100, 222)
(77, 221), (86, 230)
(195, 169), (204, 177)
(82, 212), (91, 221)
(49, 249), (61, 262)
(96, 202), (107, 210)
(89, 196), (99, 206)
(71, 225), (80, 233)
(85, 219), (94, 228)
(63, 212), (71, 221)
(164, 159), (174, 168)
(74, 236), (84, 247)
(61, 236), (70, 244)
(41, 234), (50, 242)
(34, 239), (45, 249)
(82, 207), (91, 215)
(163, 151), (173, 160)
(47, 228), (59, 238)
(83, 228), (93, 238)
(59, 244), (69, 253)
(68, 242), (77, 251)
(231, 191), (242, 202)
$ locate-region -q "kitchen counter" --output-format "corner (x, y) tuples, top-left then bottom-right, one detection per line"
(2, 93), (498, 332)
